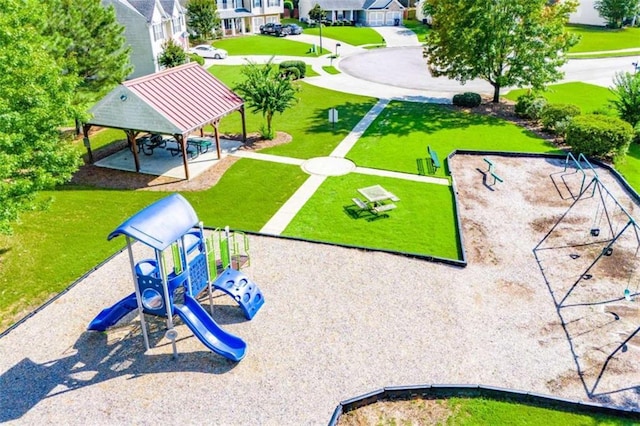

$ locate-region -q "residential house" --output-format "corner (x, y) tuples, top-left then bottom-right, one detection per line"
(416, 0), (606, 27)
(215, 0), (285, 36)
(104, 0), (188, 79)
(299, 0), (405, 26)
(568, 0), (606, 26)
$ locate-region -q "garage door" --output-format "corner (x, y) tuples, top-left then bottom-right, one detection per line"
(369, 12), (384, 26)
(386, 11), (401, 25)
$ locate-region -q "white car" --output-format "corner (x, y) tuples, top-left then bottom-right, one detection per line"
(189, 45), (228, 59)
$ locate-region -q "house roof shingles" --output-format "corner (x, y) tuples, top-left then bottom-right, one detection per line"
(88, 62), (244, 135)
(125, 0), (158, 22)
(315, 0), (364, 10)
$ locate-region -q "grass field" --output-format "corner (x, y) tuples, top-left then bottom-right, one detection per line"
(342, 397), (637, 425)
(212, 35), (329, 56)
(210, 65), (379, 159)
(567, 24), (640, 53)
(302, 25), (383, 46)
(346, 101), (559, 177)
(283, 173), (461, 259)
(505, 82), (616, 114)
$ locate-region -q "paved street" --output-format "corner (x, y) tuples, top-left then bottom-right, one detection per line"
(212, 27), (640, 102)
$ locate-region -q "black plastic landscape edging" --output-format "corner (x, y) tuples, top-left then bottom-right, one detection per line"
(328, 384), (640, 425)
(222, 228), (468, 267)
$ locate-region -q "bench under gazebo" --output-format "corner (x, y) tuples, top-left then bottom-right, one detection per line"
(82, 62), (246, 180)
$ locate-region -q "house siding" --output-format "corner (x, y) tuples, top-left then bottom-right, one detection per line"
(105, 0), (188, 79)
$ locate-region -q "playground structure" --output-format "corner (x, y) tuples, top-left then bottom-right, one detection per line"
(534, 155), (640, 396)
(87, 194), (264, 361)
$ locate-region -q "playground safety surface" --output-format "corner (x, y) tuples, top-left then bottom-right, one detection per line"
(1, 155), (639, 424)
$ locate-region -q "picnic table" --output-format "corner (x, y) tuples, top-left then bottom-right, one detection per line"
(356, 185), (399, 214)
(137, 134), (166, 155)
(187, 137), (214, 155)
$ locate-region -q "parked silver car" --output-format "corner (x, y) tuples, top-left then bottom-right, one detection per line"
(189, 44), (228, 59)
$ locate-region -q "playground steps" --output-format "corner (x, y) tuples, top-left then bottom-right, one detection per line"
(213, 267), (265, 320)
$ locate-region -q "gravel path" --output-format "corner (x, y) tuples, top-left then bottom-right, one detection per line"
(1, 155), (639, 424)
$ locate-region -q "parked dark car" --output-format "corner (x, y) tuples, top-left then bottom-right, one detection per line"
(282, 23), (303, 35)
(259, 23), (288, 37)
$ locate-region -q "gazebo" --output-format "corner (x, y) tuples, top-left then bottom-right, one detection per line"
(82, 62), (246, 180)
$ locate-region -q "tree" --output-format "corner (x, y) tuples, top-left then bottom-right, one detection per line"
(308, 4), (326, 52)
(159, 39), (188, 68)
(187, 0), (221, 40)
(610, 71), (640, 128)
(595, 0), (640, 28)
(423, 0), (579, 103)
(308, 3), (325, 21)
(0, 0), (82, 233)
(45, 0), (131, 132)
(234, 59), (299, 139)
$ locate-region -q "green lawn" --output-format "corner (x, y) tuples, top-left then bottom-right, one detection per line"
(0, 159), (307, 330)
(212, 35), (329, 56)
(322, 65), (340, 74)
(303, 25), (383, 46)
(567, 24), (640, 53)
(283, 174), (461, 259)
(403, 19), (431, 42)
(209, 65), (379, 159)
(353, 397), (636, 425)
(568, 49), (640, 59)
(346, 101), (558, 177)
(505, 82), (615, 114)
(614, 143), (640, 191)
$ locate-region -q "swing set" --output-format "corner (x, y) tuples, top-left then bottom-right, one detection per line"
(537, 173), (640, 303)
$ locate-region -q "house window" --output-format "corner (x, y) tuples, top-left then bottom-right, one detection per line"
(267, 0), (279, 6)
(152, 23), (164, 41)
(222, 0), (228, 8)
(253, 0), (261, 7)
(172, 17), (183, 33)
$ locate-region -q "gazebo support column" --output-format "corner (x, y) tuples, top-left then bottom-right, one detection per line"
(125, 129), (141, 172)
(82, 124), (94, 164)
(240, 106), (247, 142)
(177, 134), (190, 180)
(213, 121), (221, 159)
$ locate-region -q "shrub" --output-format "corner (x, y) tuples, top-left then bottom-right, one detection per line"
(279, 60), (306, 78)
(514, 93), (547, 120)
(566, 114), (634, 159)
(452, 92), (481, 108)
(281, 66), (301, 80)
(540, 103), (581, 136)
(188, 53), (205, 66)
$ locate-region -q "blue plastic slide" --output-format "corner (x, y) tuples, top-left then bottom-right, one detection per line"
(173, 295), (247, 361)
(87, 292), (138, 331)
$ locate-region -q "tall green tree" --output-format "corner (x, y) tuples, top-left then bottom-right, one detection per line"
(595, 0), (640, 28)
(0, 0), (82, 233)
(610, 71), (640, 128)
(234, 59), (299, 139)
(159, 39), (188, 68)
(308, 3), (326, 21)
(187, 0), (221, 40)
(423, 0), (579, 103)
(45, 0), (131, 131)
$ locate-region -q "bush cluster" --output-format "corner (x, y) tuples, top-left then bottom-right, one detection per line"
(279, 60), (306, 79)
(452, 92), (481, 108)
(566, 114), (634, 159)
(540, 103), (581, 136)
(188, 53), (205, 66)
(514, 93), (547, 120)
